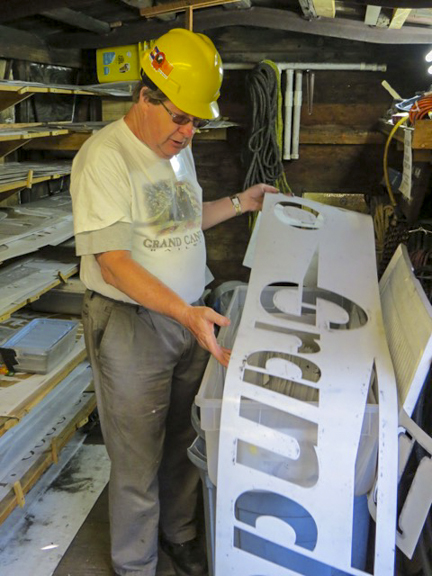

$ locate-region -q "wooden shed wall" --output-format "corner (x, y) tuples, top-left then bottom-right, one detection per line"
(198, 27), (430, 285)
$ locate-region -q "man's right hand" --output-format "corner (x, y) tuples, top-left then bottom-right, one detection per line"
(180, 306), (231, 367)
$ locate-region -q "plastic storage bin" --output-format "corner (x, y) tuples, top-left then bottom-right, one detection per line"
(195, 286), (379, 495)
(30, 277), (86, 315)
(188, 437), (370, 576)
(96, 41), (154, 83)
(0, 318), (78, 374)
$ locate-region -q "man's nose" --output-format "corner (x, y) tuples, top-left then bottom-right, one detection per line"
(178, 121), (196, 138)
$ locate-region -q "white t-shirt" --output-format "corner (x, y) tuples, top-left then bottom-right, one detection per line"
(70, 118), (206, 304)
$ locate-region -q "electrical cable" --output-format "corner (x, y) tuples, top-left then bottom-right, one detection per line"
(373, 201), (395, 263)
(409, 93), (432, 124)
(243, 60), (291, 228)
(374, 115), (410, 273)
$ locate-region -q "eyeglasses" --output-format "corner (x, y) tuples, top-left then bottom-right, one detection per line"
(159, 100), (210, 129)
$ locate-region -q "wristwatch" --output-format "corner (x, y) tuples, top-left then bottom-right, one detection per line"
(230, 194), (242, 216)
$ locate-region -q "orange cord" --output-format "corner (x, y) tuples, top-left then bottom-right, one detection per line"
(409, 93), (432, 124)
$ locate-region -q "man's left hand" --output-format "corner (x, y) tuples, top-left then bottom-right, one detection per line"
(238, 183), (279, 213)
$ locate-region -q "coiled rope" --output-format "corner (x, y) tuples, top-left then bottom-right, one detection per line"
(409, 92), (432, 123)
(243, 60), (291, 227)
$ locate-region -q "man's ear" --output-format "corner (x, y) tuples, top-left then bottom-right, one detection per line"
(140, 87), (150, 103)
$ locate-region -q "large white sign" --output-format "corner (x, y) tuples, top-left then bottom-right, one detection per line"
(215, 195), (398, 576)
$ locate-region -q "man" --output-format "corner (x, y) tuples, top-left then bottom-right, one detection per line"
(70, 28), (277, 576)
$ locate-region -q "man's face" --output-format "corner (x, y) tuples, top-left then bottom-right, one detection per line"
(139, 91), (199, 160)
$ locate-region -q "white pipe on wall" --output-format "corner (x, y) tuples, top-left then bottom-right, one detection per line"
(223, 62), (387, 71)
(283, 69), (294, 161)
(224, 61), (386, 163)
(291, 70), (303, 160)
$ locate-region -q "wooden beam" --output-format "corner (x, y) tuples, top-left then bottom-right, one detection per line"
(406, 9), (432, 26)
(140, 0), (238, 18)
(362, 0), (432, 7)
(47, 7), (432, 48)
(0, 24), (81, 67)
(41, 8), (111, 34)
(185, 7), (194, 30)
(0, 91), (32, 113)
(379, 119), (432, 150)
(389, 8), (411, 29)
(120, 0), (153, 8)
(412, 120), (432, 150)
(300, 125), (384, 145)
(365, 5), (381, 26)
(312, 0), (335, 18)
(0, 140), (27, 159)
(298, 0), (318, 19)
(223, 0), (251, 9)
(0, 0), (91, 23)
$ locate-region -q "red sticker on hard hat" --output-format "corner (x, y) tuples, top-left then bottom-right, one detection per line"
(149, 46), (173, 78)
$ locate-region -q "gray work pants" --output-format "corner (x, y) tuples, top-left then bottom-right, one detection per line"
(82, 291), (209, 576)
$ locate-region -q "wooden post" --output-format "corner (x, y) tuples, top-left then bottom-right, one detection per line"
(51, 437), (59, 464)
(185, 6), (193, 30)
(13, 481), (25, 508)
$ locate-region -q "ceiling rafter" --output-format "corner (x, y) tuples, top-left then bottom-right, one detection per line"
(223, 0), (252, 10)
(362, 0), (432, 7)
(365, 5), (381, 25)
(45, 6), (432, 48)
(40, 8), (111, 34)
(389, 8), (411, 28)
(139, 0), (240, 18)
(406, 9), (432, 25)
(0, 23), (81, 67)
(119, 0), (153, 7)
(311, 0), (335, 18)
(0, 0), (91, 23)
(298, 0), (318, 19)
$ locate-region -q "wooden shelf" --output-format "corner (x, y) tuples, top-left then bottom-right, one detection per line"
(0, 125), (70, 158)
(0, 248), (78, 322)
(0, 162), (71, 194)
(0, 80), (130, 113)
(0, 267), (78, 323)
(0, 388), (95, 525)
(379, 119), (432, 149)
(0, 193), (74, 265)
(0, 172), (67, 194)
(0, 122), (108, 156)
(0, 343), (87, 437)
(25, 131), (93, 151)
(0, 311), (91, 524)
(0, 372), (96, 523)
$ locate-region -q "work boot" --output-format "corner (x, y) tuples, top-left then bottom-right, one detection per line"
(160, 535), (208, 576)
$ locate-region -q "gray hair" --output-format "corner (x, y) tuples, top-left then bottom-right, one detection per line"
(132, 73), (167, 104)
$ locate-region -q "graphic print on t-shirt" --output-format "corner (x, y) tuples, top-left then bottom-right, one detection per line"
(139, 178), (202, 252)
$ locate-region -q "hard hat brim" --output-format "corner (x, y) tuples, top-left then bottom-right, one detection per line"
(179, 98), (220, 121)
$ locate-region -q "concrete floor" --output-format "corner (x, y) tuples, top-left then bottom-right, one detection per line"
(52, 484), (176, 576)
(52, 422), (193, 576)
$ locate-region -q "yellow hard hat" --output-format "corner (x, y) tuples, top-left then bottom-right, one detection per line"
(141, 28), (223, 120)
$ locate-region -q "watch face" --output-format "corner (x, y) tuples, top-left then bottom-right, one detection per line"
(231, 195), (242, 215)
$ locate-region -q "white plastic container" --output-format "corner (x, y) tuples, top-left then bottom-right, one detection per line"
(30, 277), (85, 315)
(195, 286), (379, 495)
(0, 318), (79, 374)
